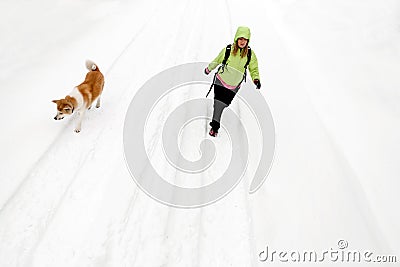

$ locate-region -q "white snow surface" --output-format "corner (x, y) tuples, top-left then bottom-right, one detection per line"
(1, 0), (399, 266)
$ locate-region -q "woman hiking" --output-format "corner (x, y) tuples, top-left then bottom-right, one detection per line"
(204, 26), (261, 137)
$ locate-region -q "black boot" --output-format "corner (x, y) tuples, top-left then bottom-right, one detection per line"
(209, 120), (220, 137)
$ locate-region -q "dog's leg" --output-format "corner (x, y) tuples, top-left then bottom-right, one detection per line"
(75, 109), (86, 133)
(96, 96), (101, 108)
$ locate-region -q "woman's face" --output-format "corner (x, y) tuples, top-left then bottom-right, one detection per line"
(237, 37), (248, 48)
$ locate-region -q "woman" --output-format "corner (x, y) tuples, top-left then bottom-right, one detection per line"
(205, 26), (261, 137)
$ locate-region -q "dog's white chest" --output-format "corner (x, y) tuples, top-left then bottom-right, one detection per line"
(69, 87), (84, 110)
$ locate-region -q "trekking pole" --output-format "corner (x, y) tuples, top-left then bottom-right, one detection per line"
(206, 72), (217, 98)
(206, 64), (224, 98)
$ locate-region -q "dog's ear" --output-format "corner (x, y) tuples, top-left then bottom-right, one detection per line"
(52, 100), (58, 104)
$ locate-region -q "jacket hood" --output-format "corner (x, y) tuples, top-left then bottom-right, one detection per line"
(234, 26), (251, 43)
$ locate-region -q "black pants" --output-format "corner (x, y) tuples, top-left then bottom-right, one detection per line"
(210, 84), (236, 131)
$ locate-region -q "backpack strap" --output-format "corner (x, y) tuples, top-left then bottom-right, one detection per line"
(221, 44), (251, 69)
(242, 46), (252, 82)
(222, 44), (232, 66)
(215, 44), (252, 87)
(244, 46), (252, 69)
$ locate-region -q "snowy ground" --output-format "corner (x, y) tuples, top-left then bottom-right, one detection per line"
(0, 0), (399, 266)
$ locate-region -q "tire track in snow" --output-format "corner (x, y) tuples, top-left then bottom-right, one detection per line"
(187, 0), (256, 265)
(244, 1), (395, 263)
(224, 0), (233, 37)
(127, 1), (208, 265)
(0, 3), (162, 265)
(261, 0), (393, 253)
(92, 1), (210, 265)
(193, 1), (258, 265)
(0, 2), (159, 216)
(29, 1), (185, 262)
(161, 2), (205, 264)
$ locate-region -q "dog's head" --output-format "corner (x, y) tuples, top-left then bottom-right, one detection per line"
(52, 99), (74, 120)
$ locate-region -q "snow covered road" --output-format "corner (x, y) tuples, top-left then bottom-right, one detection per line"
(0, 0), (399, 266)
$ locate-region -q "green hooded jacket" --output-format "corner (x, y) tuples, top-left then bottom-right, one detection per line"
(207, 26), (260, 89)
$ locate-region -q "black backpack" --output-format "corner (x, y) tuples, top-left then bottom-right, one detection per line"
(221, 44), (252, 71)
(206, 44), (252, 97)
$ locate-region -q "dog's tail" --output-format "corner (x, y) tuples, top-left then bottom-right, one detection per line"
(85, 60), (99, 71)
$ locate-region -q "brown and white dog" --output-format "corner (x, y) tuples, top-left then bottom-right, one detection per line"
(52, 60), (104, 133)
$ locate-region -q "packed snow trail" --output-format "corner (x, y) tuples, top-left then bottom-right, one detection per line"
(0, 0), (399, 266)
